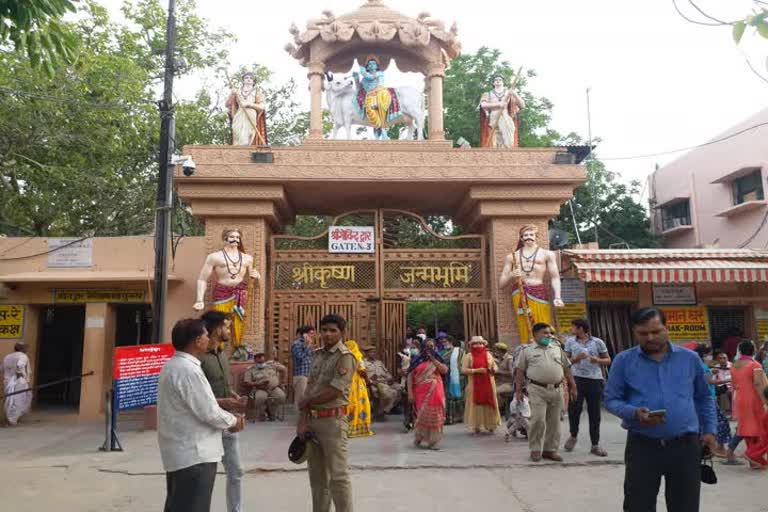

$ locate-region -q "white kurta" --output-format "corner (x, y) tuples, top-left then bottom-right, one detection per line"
(3, 352), (31, 425)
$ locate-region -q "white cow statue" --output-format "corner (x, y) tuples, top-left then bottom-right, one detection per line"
(324, 72), (426, 140)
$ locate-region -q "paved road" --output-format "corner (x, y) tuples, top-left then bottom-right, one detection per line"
(0, 410), (764, 511)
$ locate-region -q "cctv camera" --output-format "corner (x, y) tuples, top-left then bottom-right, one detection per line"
(182, 158), (196, 176)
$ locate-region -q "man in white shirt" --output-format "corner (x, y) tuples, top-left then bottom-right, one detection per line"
(3, 342), (32, 426)
(158, 318), (244, 512)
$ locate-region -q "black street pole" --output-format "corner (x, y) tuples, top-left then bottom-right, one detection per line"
(151, 0), (176, 344)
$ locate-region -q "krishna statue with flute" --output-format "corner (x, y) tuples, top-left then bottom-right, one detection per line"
(499, 225), (564, 343)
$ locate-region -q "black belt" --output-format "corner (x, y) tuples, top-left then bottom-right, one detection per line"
(628, 431), (698, 447)
(528, 379), (560, 390)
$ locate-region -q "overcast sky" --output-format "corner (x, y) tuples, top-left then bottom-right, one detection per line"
(102, 0), (767, 190)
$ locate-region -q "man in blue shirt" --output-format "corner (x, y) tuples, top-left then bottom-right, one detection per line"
(605, 307), (717, 512)
(291, 325), (315, 410)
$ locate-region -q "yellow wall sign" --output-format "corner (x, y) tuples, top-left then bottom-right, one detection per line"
(587, 283), (639, 302)
(660, 306), (709, 341)
(757, 320), (768, 343)
(54, 290), (146, 303)
(555, 303), (588, 335)
(0, 305), (25, 339)
(755, 309), (768, 343)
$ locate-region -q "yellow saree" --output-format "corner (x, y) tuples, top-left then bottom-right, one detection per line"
(346, 340), (373, 438)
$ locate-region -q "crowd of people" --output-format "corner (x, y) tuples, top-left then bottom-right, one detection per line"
(146, 307), (768, 512)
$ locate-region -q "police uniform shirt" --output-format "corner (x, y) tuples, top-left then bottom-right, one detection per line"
(516, 343), (571, 385)
(306, 341), (356, 409)
(496, 353), (515, 385)
(244, 361), (286, 390)
(365, 359), (392, 382)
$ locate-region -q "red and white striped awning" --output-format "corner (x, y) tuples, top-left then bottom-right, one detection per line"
(563, 249), (768, 283)
(573, 261), (768, 283)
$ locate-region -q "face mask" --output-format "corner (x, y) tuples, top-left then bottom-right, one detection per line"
(410, 348), (420, 356)
(536, 336), (553, 346)
(256, 362), (266, 370)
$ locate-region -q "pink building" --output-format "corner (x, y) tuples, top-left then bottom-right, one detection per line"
(650, 107), (768, 249)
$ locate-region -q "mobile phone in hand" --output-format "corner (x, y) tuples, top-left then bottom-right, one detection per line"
(648, 409), (666, 418)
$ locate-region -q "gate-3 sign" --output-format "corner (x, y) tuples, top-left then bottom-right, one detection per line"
(660, 306), (709, 341)
(0, 305), (24, 339)
(113, 344), (175, 411)
(328, 226), (375, 253)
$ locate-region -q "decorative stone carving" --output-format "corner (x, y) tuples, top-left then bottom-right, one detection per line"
(320, 20), (356, 42)
(286, 1), (461, 65)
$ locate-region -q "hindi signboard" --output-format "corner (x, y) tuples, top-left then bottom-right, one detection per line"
(561, 278), (587, 304)
(328, 226), (375, 253)
(587, 283), (639, 302)
(113, 344), (175, 411)
(660, 306), (710, 341)
(47, 238), (93, 268)
(0, 305), (24, 339)
(555, 303), (588, 335)
(652, 284), (697, 306)
(755, 308), (768, 342)
(54, 289), (145, 304)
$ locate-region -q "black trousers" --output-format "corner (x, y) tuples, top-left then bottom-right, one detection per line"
(164, 462), (217, 512)
(568, 376), (603, 445)
(624, 432), (702, 512)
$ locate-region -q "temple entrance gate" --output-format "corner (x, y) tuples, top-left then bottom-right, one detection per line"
(269, 209), (493, 371)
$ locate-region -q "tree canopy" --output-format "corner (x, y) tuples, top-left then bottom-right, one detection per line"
(0, 0), (310, 237)
(0, 0), (78, 73)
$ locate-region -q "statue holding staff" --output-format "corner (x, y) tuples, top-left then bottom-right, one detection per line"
(499, 225), (564, 343)
(479, 71), (525, 148)
(193, 228), (261, 348)
(225, 71), (269, 146)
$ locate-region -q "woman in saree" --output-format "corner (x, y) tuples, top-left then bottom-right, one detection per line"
(461, 336), (501, 434)
(345, 340), (373, 438)
(407, 338), (448, 449)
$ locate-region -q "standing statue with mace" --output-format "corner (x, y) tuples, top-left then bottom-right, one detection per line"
(226, 71), (269, 146)
(193, 229), (261, 351)
(499, 225), (564, 343)
(479, 73), (525, 148)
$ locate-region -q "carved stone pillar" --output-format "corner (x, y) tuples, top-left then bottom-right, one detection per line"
(308, 62), (325, 140)
(426, 64), (445, 140)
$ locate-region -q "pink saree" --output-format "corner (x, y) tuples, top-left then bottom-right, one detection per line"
(412, 361), (446, 446)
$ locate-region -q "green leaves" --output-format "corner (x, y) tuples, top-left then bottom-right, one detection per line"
(733, 9), (768, 44)
(0, 1), (312, 237)
(733, 20), (746, 44)
(757, 20), (768, 39)
(0, 0), (78, 72)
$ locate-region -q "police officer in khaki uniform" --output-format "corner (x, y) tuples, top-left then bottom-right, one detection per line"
(493, 343), (515, 408)
(244, 352), (287, 420)
(362, 345), (401, 416)
(515, 322), (577, 462)
(297, 314), (356, 512)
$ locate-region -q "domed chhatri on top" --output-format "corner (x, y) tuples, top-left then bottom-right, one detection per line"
(286, 0), (461, 140)
(286, 0), (460, 71)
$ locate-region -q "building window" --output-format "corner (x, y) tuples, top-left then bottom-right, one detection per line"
(661, 200), (691, 231)
(732, 168), (764, 205)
